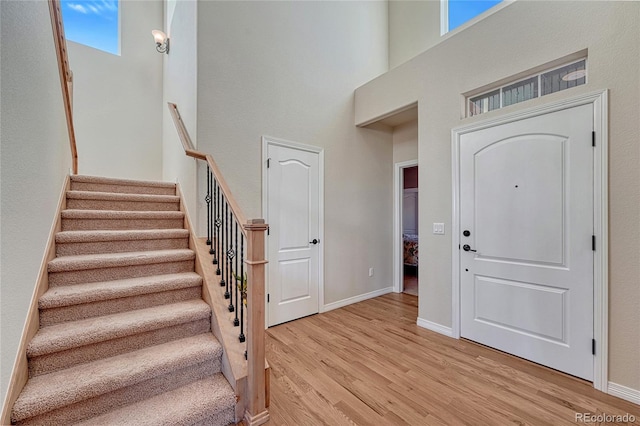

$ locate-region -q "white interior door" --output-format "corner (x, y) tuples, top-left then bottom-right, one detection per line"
(266, 141), (321, 326)
(459, 104), (594, 380)
(403, 189), (419, 234)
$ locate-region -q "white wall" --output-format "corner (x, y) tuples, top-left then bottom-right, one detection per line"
(389, 0), (440, 69)
(197, 1), (391, 305)
(393, 119), (418, 164)
(355, 1), (640, 391)
(68, 0), (163, 181)
(0, 0), (72, 407)
(162, 0), (198, 219)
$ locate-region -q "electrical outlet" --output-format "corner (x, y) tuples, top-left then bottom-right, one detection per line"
(433, 223), (445, 235)
(369, 268), (374, 277)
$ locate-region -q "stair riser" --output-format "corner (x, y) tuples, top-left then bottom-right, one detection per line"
(40, 286), (202, 326)
(192, 408), (236, 426)
(17, 360), (220, 426)
(66, 198), (180, 212)
(70, 181), (176, 196)
(74, 375), (236, 426)
(48, 260), (194, 287)
(29, 319), (212, 377)
(61, 217), (184, 231)
(56, 237), (189, 256)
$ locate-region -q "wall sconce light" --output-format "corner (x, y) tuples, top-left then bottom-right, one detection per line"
(151, 30), (169, 54)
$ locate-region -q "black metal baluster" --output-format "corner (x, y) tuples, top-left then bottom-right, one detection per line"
(214, 182), (220, 271)
(233, 221), (239, 325)
(205, 166), (211, 247)
(227, 210), (235, 312)
(239, 233), (245, 342)
(214, 181), (218, 265)
(209, 170), (214, 254)
(221, 200), (227, 290)
(227, 215), (235, 313)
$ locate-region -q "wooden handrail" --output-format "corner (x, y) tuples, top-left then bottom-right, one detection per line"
(49, 0), (78, 174)
(168, 102), (269, 425)
(168, 102), (249, 231)
(167, 102), (198, 154)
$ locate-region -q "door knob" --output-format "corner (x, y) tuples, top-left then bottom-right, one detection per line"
(462, 244), (476, 252)
(310, 239), (320, 245)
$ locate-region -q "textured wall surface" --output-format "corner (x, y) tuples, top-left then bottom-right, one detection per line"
(196, 1), (392, 305)
(68, 0), (164, 181)
(389, 0), (440, 69)
(0, 0), (72, 406)
(393, 120), (418, 164)
(162, 0), (198, 220)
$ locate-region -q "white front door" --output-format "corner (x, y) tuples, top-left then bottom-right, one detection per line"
(265, 140), (321, 326)
(459, 104), (594, 380)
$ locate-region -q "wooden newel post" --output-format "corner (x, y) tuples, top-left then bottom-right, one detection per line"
(243, 219), (270, 426)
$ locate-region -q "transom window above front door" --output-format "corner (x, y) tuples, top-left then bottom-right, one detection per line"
(468, 59), (587, 117)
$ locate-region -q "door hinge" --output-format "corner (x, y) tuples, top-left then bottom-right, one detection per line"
(267, 226), (270, 236)
(592, 235), (596, 251)
(592, 338), (596, 355)
(458, 244), (460, 250)
(267, 158), (271, 168)
(592, 131), (596, 147)
(267, 294), (270, 303)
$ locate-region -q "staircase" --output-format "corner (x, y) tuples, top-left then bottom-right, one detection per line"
(10, 175), (236, 425)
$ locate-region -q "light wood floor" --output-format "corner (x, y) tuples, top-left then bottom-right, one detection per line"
(403, 273), (418, 296)
(264, 293), (640, 425)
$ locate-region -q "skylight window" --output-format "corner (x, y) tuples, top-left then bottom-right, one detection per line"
(61, 0), (120, 55)
(442, 0), (503, 35)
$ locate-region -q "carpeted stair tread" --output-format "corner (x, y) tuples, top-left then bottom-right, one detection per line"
(11, 334), (223, 422)
(66, 191), (180, 212)
(11, 174), (239, 424)
(48, 249), (194, 273)
(75, 374), (235, 426)
(70, 175), (177, 189)
(67, 190), (180, 203)
(55, 229), (190, 256)
(55, 229), (189, 244)
(61, 209), (184, 220)
(39, 272), (202, 309)
(28, 300), (211, 357)
(69, 175), (176, 196)
(60, 210), (185, 231)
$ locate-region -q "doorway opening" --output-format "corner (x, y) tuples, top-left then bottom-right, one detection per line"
(394, 160), (419, 296)
(402, 166), (419, 296)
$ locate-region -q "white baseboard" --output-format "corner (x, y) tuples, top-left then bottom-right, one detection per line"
(417, 317), (454, 338)
(608, 382), (640, 405)
(321, 287), (393, 313)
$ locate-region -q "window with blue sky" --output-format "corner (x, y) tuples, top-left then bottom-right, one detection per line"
(445, 0), (503, 34)
(61, 0), (119, 55)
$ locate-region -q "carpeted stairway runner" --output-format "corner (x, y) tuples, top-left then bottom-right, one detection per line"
(11, 175), (236, 425)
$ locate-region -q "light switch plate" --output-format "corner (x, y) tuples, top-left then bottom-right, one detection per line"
(433, 223), (445, 235)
